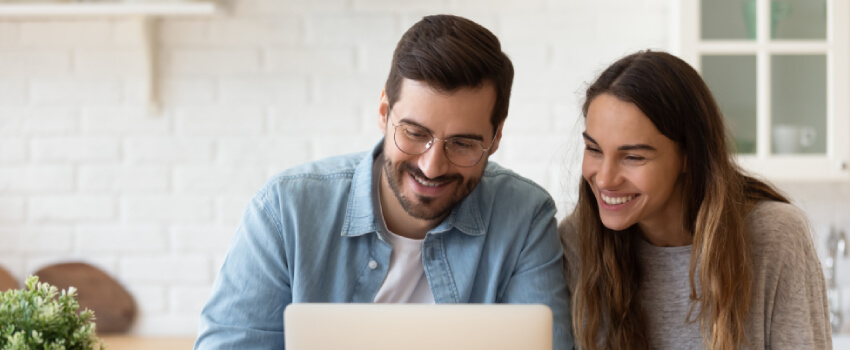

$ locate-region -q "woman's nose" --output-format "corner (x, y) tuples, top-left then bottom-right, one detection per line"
(595, 158), (621, 189)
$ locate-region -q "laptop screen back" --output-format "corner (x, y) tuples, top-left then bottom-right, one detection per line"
(284, 303), (552, 350)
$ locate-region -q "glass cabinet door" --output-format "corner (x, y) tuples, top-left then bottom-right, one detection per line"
(702, 0), (826, 40)
(701, 0), (752, 40)
(680, 0), (849, 180)
(770, 54), (826, 155)
(702, 55), (758, 154)
(701, 0), (827, 157)
(771, 0), (827, 40)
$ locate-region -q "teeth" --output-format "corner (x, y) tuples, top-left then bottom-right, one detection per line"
(601, 193), (636, 205)
(414, 175), (441, 187)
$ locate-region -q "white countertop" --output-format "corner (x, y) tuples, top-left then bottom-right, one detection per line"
(834, 334), (850, 349)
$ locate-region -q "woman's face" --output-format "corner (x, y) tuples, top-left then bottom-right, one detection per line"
(582, 94), (686, 237)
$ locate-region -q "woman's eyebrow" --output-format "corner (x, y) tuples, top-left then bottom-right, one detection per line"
(582, 132), (598, 145)
(582, 132), (657, 152)
(619, 144), (657, 152)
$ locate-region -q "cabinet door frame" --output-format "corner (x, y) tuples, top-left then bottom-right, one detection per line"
(677, 0), (850, 181)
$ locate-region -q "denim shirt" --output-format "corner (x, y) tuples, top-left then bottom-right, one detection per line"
(194, 141), (573, 349)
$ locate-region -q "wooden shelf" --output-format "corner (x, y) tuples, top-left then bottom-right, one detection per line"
(0, 1), (222, 114)
(0, 2), (219, 17)
(99, 336), (196, 350)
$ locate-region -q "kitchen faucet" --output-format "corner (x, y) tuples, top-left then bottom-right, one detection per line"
(826, 226), (848, 333)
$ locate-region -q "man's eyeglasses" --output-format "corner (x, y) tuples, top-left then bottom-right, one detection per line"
(389, 113), (496, 168)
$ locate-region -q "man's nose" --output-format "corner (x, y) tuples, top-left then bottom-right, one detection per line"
(418, 141), (450, 179)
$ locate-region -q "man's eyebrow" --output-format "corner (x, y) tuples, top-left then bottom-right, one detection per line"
(399, 117), (485, 141)
(582, 132), (657, 152)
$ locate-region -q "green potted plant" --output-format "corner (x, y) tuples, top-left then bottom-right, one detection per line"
(0, 276), (104, 350)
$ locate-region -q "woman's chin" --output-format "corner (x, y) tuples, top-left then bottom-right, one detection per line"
(601, 218), (633, 232)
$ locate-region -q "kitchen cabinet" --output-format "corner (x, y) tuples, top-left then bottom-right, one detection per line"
(677, 0), (849, 181)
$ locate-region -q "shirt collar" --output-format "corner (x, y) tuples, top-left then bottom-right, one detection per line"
(340, 139), (485, 238)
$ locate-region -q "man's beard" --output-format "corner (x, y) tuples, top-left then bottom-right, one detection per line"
(383, 158), (482, 221)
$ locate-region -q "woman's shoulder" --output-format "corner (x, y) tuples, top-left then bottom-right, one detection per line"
(746, 200), (816, 261)
(557, 215), (580, 288)
(558, 214), (579, 255)
(747, 201), (809, 236)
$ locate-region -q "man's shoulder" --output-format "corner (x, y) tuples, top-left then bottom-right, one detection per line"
(479, 161), (554, 203)
(256, 151), (369, 198)
(275, 151), (367, 180)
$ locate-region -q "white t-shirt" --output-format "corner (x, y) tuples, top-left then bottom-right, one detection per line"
(373, 230), (435, 303)
(371, 154), (435, 304)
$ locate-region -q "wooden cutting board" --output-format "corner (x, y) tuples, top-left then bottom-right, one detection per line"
(35, 262), (136, 333)
(0, 265), (18, 292)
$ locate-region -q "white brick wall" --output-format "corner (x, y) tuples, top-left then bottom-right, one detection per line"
(76, 224), (168, 253)
(0, 197), (25, 222)
(32, 79), (123, 104)
(122, 196), (213, 222)
(0, 226), (74, 253)
(78, 165), (169, 192)
(0, 138), (26, 162)
(0, 23), (18, 46)
(125, 138), (213, 163)
(0, 107), (79, 135)
(31, 137), (120, 162)
(120, 256), (210, 283)
(0, 165), (74, 192)
(0, 51), (71, 77)
(1, 0), (848, 338)
(29, 195), (116, 222)
(19, 21), (112, 48)
(0, 80), (25, 105)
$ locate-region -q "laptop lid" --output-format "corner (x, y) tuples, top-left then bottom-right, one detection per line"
(283, 303), (552, 350)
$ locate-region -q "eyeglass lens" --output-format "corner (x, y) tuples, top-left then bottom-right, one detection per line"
(394, 124), (485, 167)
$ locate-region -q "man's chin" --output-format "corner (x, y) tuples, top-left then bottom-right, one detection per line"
(401, 195), (453, 221)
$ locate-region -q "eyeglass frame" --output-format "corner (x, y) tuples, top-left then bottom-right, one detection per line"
(387, 110), (498, 168)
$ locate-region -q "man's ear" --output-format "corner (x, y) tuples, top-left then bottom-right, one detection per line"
(681, 154), (687, 173)
(488, 121), (505, 155)
(378, 87), (389, 136)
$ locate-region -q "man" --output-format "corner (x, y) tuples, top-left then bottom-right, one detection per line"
(194, 14), (572, 349)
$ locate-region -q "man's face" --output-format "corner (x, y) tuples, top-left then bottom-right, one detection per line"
(378, 79), (502, 222)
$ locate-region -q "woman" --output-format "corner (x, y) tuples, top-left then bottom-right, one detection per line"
(561, 50), (831, 349)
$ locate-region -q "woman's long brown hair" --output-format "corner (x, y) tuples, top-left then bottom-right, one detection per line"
(571, 51), (789, 350)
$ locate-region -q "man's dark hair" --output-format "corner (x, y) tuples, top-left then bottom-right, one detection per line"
(384, 14), (514, 132)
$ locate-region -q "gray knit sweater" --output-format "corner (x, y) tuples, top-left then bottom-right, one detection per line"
(560, 201), (832, 349)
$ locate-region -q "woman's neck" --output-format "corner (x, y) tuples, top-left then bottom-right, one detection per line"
(637, 224), (693, 247)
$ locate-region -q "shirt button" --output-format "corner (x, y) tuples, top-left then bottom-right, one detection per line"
(368, 260), (378, 269)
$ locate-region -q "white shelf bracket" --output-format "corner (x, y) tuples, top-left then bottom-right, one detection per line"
(133, 15), (159, 115)
(0, 2), (221, 115)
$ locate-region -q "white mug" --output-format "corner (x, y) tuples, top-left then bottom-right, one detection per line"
(772, 124), (816, 154)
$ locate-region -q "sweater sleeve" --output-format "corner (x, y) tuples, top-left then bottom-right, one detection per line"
(557, 214), (580, 294)
(769, 259), (832, 349)
(754, 202), (832, 349)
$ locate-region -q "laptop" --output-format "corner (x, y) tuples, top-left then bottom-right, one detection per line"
(283, 303), (553, 350)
